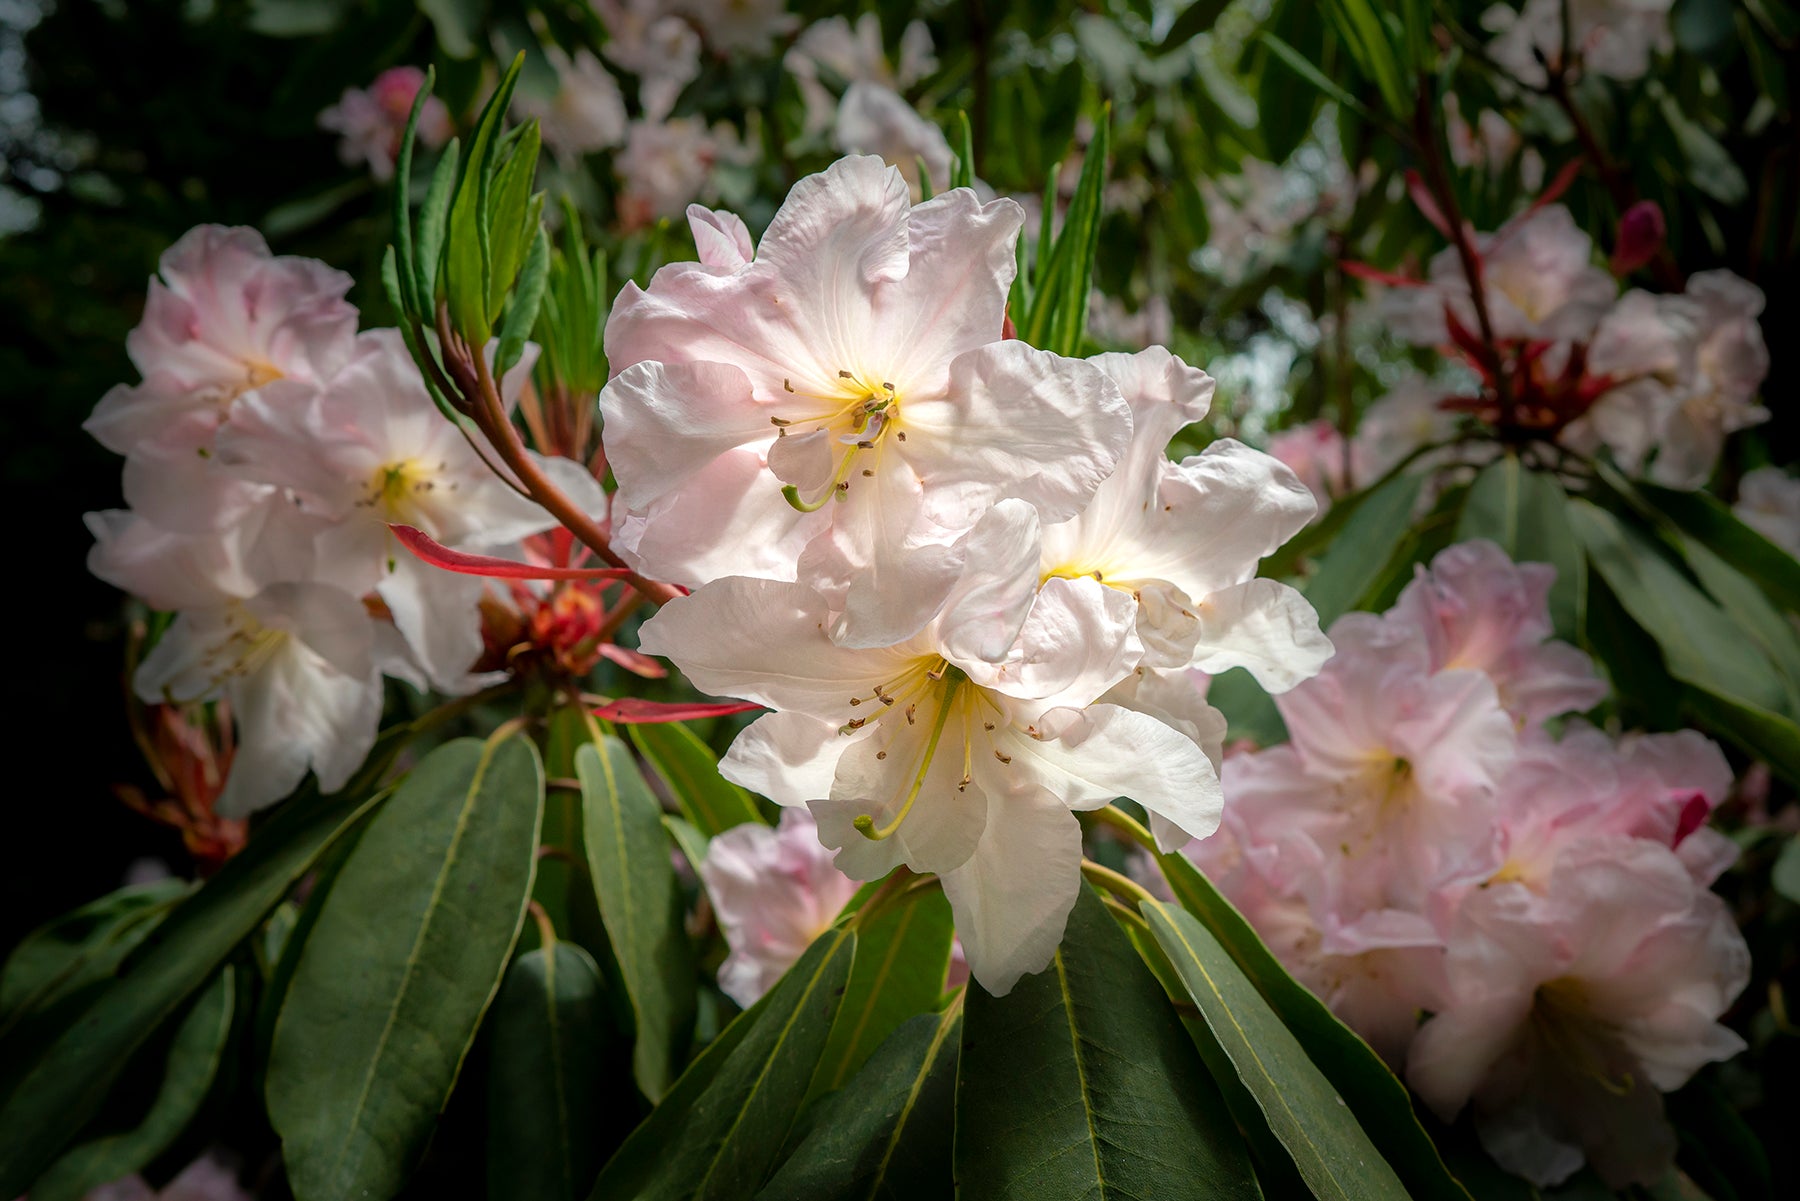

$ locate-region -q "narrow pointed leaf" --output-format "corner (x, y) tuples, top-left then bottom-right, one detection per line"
(416, 136), (461, 307)
(0, 879), (187, 1032)
(1143, 899), (1409, 1200)
(389, 523), (629, 580)
(588, 926), (858, 1201)
(577, 736), (696, 1100)
(486, 122), (543, 319)
(628, 720), (767, 834)
(498, 223), (551, 377)
(267, 734), (545, 1201)
(807, 889), (953, 1104)
(1155, 853), (1471, 1200)
(27, 970), (236, 1201)
(487, 942), (611, 1201)
(956, 885), (1259, 1200)
(0, 779), (387, 1197)
(1638, 482), (1800, 613)
(389, 65), (433, 316)
(760, 1007), (961, 1201)
(445, 54), (525, 343)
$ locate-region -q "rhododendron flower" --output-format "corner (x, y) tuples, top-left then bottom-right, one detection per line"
(1351, 376), (1464, 482)
(675, 0), (797, 56)
(1383, 205), (1615, 348)
(699, 808), (860, 1006)
(317, 66), (452, 181)
(1267, 419), (1358, 510)
(602, 156), (1130, 648)
(1735, 466), (1800, 557)
(595, 0), (701, 121)
(614, 118), (731, 227)
(215, 331), (598, 692)
(788, 14), (935, 135)
(1579, 270), (1769, 487)
(1486, 0), (1673, 88)
(517, 46), (627, 162)
(90, 511), (382, 818)
(638, 576), (1219, 995)
(1387, 540), (1607, 724)
(939, 347), (1330, 695)
(834, 83), (954, 195)
(85, 225), (359, 532)
(1408, 838), (1746, 1188)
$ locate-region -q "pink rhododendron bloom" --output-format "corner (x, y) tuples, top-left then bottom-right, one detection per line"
(1383, 204), (1616, 348)
(1387, 540), (1607, 724)
(517, 46), (627, 162)
(86, 1150), (250, 1201)
(638, 574), (1219, 995)
(1580, 270), (1769, 487)
(1350, 376), (1463, 483)
(834, 82), (954, 195)
(788, 14), (936, 135)
(1486, 0), (1673, 88)
(674, 0), (797, 55)
(85, 226), (360, 533)
(601, 156), (1130, 648)
(614, 117), (731, 228)
(1734, 466), (1800, 557)
(317, 66), (452, 181)
(214, 332), (597, 693)
(1408, 838), (1747, 1188)
(595, 0), (701, 121)
(700, 808), (861, 1006)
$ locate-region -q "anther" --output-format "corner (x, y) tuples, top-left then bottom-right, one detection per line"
(862, 469), (874, 477)
(856, 439), (874, 449)
(994, 750), (1012, 764)
(882, 382), (895, 392)
(839, 369), (854, 380)
(849, 697), (862, 706)
(905, 704), (916, 725)
(896, 431), (907, 442)
(783, 378), (796, 392)
(844, 717), (867, 731)
(983, 722), (995, 731)
(925, 667), (945, 681)
(836, 481), (849, 493)
(770, 415), (791, 426)
(876, 750), (887, 760)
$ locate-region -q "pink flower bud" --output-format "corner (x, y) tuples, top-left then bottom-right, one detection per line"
(1610, 201), (1666, 276)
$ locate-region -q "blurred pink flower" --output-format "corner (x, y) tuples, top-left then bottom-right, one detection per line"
(317, 66), (451, 181)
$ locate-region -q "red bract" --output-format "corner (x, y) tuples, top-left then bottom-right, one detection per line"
(389, 524), (632, 581)
(117, 700), (246, 872)
(589, 697), (764, 723)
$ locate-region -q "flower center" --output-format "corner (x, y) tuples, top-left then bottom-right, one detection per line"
(203, 603), (289, 687)
(360, 458), (447, 522)
(776, 369), (903, 512)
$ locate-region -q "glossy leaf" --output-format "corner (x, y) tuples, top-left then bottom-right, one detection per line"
(1301, 470), (1427, 625)
(445, 54), (525, 343)
(487, 942), (611, 1201)
(1641, 480), (1800, 612)
(267, 734), (545, 1201)
(760, 1007), (961, 1201)
(0, 780), (387, 1197)
(588, 926), (857, 1201)
(497, 223), (550, 377)
(28, 969), (236, 1201)
(807, 889), (953, 1104)
(577, 735), (696, 1101)
(485, 121), (542, 319)
(1456, 454), (1585, 641)
(956, 885), (1259, 1201)
(1159, 0), (1233, 52)
(1156, 853), (1472, 1200)
(1143, 900), (1409, 1200)
(0, 878), (187, 1033)
(629, 720), (766, 835)
(416, 137), (462, 308)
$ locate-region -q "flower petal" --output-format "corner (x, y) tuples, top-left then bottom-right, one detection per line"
(1188, 578), (1334, 692)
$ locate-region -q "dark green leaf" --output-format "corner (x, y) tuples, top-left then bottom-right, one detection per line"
(956, 885), (1259, 1201)
(1639, 483), (1800, 614)
(487, 942), (611, 1201)
(629, 721), (766, 836)
(808, 889), (952, 1104)
(485, 122), (542, 319)
(577, 735), (696, 1101)
(0, 879), (187, 1032)
(419, 0), (485, 58)
(446, 54), (525, 343)
(0, 782), (386, 1197)
(1021, 115), (1110, 356)
(1155, 854), (1472, 1200)
(1159, 0), (1233, 53)
(417, 138), (462, 308)
(760, 1007), (960, 1201)
(1259, 31), (1376, 134)
(1672, 0), (1739, 59)
(267, 734), (545, 1201)
(247, 0), (350, 36)
(1324, 0), (1409, 118)
(951, 111), (975, 191)
(663, 814), (710, 874)
(589, 926), (857, 1201)
(1773, 835), (1800, 903)
(1143, 900), (1409, 1200)
(1301, 470), (1427, 625)
(1657, 93), (1748, 205)
(498, 224), (550, 378)
(28, 970), (235, 1201)
(1456, 455), (1586, 641)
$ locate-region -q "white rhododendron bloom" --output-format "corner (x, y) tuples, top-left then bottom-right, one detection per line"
(1735, 467), (1800, 556)
(675, 0), (797, 56)
(699, 808), (860, 1006)
(595, 0), (701, 121)
(602, 156), (1130, 647)
(638, 576), (1222, 995)
(788, 13), (937, 135)
(1485, 0), (1673, 88)
(834, 82), (954, 194)
(517, 46), (627, 162)
(615, 118), (731, 228)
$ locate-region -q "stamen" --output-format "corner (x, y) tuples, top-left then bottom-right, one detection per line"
(770, 415), (791, 426)
(994, 750), (1011, 765)
(783, 378), (796, 392)
(839, 369), (855, 380)
(854, 673), (962, 842)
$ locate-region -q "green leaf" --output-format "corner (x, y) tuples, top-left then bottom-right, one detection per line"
(267, 734), (545, 1201)
(485, 121), (542, 319)
(27, 970), (236, 1201)
(1258, 30), (1376, 134)
(0, 878), (187, 1031)
(629, 721), (766, 836)
(807, 889), (953, 1104)
(955, 885), (1260, 1200)
(664, 814), (710, 874)
(1684, 688), (1800, 786)
(577, 735), (696, 1101)
(759, 1006), (961, 1201)
(0, 782), (386, 1197)
(1301, 470), (1427, 625)
(248, 0), (351, 37)
(1159, 0), (1233, 53)
(390, 66), (436, 317)
(951, 111), (975, 191)
(1657, 92), (1748, 205)
(1323, 0), (1409, 118)
(1672, 0), (1739, 59)
(445, 54), (525, 344)
(1143, 899), (1409, 1200)
(589, 926), (857, 1201)
(1021, 114), (1110, 356)
(487, 942), (611, 1201)
(498, 224), (550, 378)
(1456, 454), (1586, 641)
(1155, 853), (1472, 1201)
(419, 0), (485, 58)
(1639, 482), (1800, 614)
(416, 137), (462, 309)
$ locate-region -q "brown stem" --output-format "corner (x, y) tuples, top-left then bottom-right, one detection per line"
(468, 344), (682, 604)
